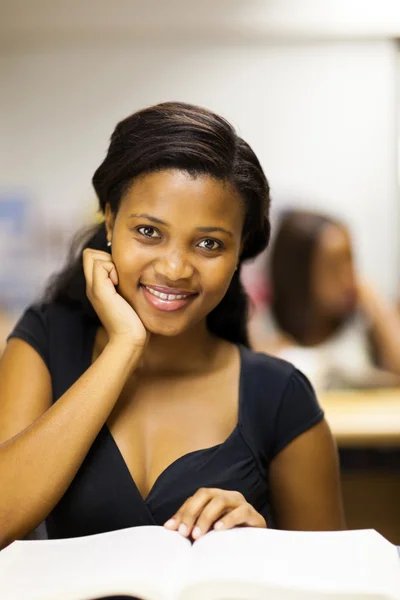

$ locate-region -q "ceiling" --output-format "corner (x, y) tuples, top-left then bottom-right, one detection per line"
(1, 0), (400, 49)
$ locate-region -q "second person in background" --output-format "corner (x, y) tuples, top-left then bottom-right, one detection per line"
(250, 210), (400, 390)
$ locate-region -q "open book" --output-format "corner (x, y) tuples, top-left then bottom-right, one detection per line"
(0, 526), (399, 600)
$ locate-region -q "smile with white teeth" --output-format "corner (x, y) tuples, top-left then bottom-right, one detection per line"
(144, 286), (191, 301)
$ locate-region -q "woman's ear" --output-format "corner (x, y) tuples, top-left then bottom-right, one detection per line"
(104, 204), (115, 245)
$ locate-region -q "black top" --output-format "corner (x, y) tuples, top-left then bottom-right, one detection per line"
(8, 303), (324, 539)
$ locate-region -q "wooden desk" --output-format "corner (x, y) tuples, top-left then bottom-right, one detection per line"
(319, 388), (400, 447)
(318, 388), (400, 544)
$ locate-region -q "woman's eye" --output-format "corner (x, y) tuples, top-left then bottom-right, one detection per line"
(198, 238), (222, 251)
(137, 226), (160, 239)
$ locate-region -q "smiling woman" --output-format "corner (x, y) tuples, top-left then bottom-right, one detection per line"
(102, 170), (244, 337)
(0, 102), (344, 549)
(44, 102), (269, 348)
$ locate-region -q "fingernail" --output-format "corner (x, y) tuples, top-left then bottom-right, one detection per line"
(192, 526), (202, 539)
(214, 521), (224, 530)
(164, 519), (176, 529)
(178, 523), (188, 536)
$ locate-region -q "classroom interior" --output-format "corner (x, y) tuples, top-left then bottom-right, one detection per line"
(1, 0), (400, 544)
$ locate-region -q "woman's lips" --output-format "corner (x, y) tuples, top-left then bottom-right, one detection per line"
(141, 284), (196, 296)
(140, 284), (197, 312)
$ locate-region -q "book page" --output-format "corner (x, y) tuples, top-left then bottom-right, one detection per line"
(0, 525), (190, 600)
(179, 528), (400, 600)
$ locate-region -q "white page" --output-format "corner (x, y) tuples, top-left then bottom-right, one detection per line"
(0, 525), (190, 600)
(179, 528), (400, 600)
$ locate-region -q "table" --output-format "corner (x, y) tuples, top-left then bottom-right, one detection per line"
(319, 388), (400, 447)
(319, 388), (400, 544)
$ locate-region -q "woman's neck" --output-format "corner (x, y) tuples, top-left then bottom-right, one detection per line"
(142, 320), (221, 375)
(94, 319), (224, 376)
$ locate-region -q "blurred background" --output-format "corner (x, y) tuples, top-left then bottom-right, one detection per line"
(1, 0), (400, 542)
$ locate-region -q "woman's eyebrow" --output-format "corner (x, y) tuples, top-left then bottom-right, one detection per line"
(195, 226), (233, 237)
(128, 213), (233, 237)
(128, 213), (167, 226)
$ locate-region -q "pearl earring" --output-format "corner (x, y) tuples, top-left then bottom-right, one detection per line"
(107, 241), (111, 247)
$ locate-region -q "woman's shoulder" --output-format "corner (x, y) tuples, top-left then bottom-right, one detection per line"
(240, 345), (321, 417)
(10, 301), (91, 335)
(241, 343), (298, 386)
(239, 344), (323, 461)
(7, 301), (94, 369)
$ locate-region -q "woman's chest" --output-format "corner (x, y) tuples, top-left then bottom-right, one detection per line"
(107, 364), (240, 501)
(48, 342), (273, 537)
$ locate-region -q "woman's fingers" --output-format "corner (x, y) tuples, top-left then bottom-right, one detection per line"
(81, 247), (148, 346)
(83, 248), (115, 291)
(108, 264), (119, 287)
(211, 504), (267, 533)
(192, 495), (236, 538)
(83, 249), (118, 299)
(164, 488), (253, 539)
(165, 488), (216, 537)
(92, 259), (118, 297)
(82, 248), (95, 289)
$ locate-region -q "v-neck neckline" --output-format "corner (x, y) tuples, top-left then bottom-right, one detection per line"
(84, 324), (246, 504)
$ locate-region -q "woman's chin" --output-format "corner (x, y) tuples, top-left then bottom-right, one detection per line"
(139, 315), (188, 338)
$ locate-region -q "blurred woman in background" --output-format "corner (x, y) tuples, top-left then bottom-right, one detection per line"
(249, 210), (400, 390)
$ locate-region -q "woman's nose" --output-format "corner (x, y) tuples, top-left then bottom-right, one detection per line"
(154, 251), (194, 281)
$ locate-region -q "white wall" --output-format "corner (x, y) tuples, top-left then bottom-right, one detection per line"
(2, 0), (400, 44)
(0, 39), (398, 298)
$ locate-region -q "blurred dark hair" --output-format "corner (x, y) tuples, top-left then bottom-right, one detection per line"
(270, 210), (345, 344)
(43, 101), (271, 346)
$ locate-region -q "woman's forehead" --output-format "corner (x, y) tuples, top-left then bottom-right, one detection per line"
(120, 170), (244, 228)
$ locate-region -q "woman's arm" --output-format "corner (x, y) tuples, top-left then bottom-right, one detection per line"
(358, 280), (400, 374)
(0, 249), (148, 549)
(269, 419), (346, 531)
(0, 336), (142, 549)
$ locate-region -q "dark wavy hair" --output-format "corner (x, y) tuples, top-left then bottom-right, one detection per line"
(43, 102), (271, 346)
(270, 210), (344, 344)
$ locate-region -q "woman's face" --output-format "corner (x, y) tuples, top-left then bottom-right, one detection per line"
(105, 169), (244, 337)
(311, 223), (357, 318)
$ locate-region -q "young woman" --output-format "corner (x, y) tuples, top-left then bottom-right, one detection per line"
(0, 103), (345, 549)
(249, 210), (400, 390)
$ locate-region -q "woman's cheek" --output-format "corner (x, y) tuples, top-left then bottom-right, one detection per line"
(114, 244), (146, 281)
(203, 268), (235, 304)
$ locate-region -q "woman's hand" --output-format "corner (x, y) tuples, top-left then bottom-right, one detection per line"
(83, 248), (149, 350)
(164, 488), (266, 540)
